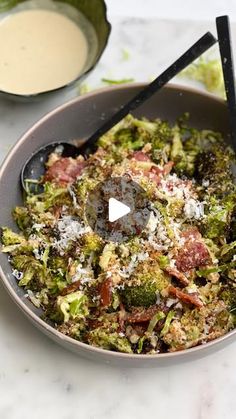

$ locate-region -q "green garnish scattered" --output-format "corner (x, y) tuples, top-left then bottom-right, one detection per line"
(101, 78), (135, 85)
(180, 56), (225, 98)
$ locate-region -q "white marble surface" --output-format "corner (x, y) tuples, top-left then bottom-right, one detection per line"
(1, 5), (236, 419)
(106, 0), (236, 21)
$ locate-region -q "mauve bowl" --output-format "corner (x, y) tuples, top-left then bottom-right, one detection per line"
(0, 83), (234, 367)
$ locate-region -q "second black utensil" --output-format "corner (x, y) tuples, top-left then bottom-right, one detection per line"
(216, 15), (236, 150)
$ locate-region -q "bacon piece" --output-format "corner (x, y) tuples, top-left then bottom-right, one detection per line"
(126, 305), (163, 323)
(44, 157), (86, 185)
(175, 227), (210, 272)
(100, 278), (113, 307)
(147, 161), (174, 184)
(165, 267), (189, 286)
(132, 324), (147, 336)
(60, 280), (81, 296)
(52, 206), (63, 220)
(131, 151), (151, 161)
(165, 177), (191, 194)
(176, 241), (210, 272)
(130, 152), (173, 184)
(181, 227), (202, 241)
(147, 171), (162, 184)
(162, 161), (174, 175)
(168, 285), (203, 308)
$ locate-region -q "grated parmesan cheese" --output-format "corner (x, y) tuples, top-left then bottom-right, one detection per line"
(72, 263), (93, 284)
(12, 269), (23, 280)
(53, 215), (91, 253)
(68, 186), (80, 210)
(166, 298), (178, 307)
(118, 251), (149, 278)
(33, 248), (42, 260)
(32, 223), (45, 232)
(146, 210), (160, 233)
(184, 198), (204, 220)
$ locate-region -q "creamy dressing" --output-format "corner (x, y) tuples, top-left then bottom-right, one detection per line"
(0, 9), (88, 95)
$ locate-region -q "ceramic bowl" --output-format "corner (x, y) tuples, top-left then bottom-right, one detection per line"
(0, 0), (111, 100)
(0, 83), (234, 367)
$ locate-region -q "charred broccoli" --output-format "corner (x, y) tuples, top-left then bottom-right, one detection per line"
(11, 254), (46, 287)
(201, 196), (235, 239)
(120, 282), (158, 309)
(120, 261), (169, 308)
(1, 227), (25, 246)
(87, 328), (133, 353)
(12, 207), (31, 231)
(196, 143), (235, 196)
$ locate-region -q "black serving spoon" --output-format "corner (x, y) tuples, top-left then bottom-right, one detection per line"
(22, 31), (217, 194)
(216, 15), (236, 150)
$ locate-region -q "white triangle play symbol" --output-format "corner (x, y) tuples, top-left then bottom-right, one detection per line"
(108, 197), (131, 222)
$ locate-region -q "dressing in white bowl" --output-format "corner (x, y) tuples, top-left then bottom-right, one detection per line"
(0, 8), (89, 95)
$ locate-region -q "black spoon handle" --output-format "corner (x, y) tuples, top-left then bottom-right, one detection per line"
(216, 16), (236, 149)
(81, 31), (217, 153)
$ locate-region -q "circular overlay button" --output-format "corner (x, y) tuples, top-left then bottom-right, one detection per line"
(85, 176), (151, 243)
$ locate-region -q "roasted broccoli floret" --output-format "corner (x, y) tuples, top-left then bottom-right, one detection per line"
(48, 256), (68, 272)
(87, 328), (133, 353)
(11, 254), (46, 287)
(98, 115), (145, 151)
(169, 127), (202, 177)
(114, 128), (144, 151)
(220, 287), (236, 314)
(196, 143), (235, 196)
(81, 233), (103, 258)
(120, 282), (158, 309)
(153, 119), (172, 144)
(1, 227), (25, 246)
(26, 182), (70, 213)
(57, 320), (86, 339)
(1, 228), (36, 255)
(75, 176), (99, 203)
(132, 117), (158, 137)
(12, 207), (31, 231)
(201, 196), (234, 239)
(120, 261), (169, 308)
(170, 129), (187, 174)
(1, 227), (34, 255)
(220, 241), (236, 263)
(166, 198), (184, 217)
(202, 206), (229, 239)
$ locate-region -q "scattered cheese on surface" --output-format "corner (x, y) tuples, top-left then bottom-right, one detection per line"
(54, 215), (91, 252)
(184, 199), (204, 220)
(12, 269), (23, 280)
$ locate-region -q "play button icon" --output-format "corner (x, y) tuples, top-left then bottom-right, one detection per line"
(85, 176), (151, 242)
(108, 198), (130, 222)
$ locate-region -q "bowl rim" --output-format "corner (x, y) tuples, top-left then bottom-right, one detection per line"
(1, 81), (235, 361)
(0, 0), (111, 99)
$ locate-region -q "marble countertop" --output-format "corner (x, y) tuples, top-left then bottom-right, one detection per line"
(1, 5), (236, 419)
